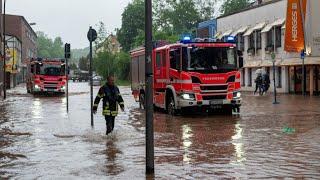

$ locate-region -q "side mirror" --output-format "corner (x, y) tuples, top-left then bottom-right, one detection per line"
(237, 50), (243, 57)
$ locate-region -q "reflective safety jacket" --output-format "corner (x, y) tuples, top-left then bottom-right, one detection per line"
(93, 84), (124, 116)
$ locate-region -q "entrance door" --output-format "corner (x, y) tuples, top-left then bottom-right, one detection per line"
(289, 66), (295, 93)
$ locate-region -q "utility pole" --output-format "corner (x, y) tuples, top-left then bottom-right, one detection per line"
(65, 43), (71, 113)
(145, 0), (154, 175)
(271, 52), (279, 104)
(2, 0), (6, 99)
(299, 0), (306, 96)
(87, 27), (97, 127)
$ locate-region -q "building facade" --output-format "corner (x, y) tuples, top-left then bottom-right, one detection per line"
(5, 14), (37, 87)
(216, 0), (320, 95)
(5, 35), (22, 88)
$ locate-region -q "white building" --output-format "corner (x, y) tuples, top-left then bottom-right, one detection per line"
(216, 0), (320, 95)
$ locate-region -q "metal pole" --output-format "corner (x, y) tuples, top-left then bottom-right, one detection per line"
(145, 0), (154, 175)
(2, 0), (6, 99)
(89, 27), (94, 127)
(272, 61), (278, 104)
(66, 58), (69, 112)
(299, 0), (306, 96)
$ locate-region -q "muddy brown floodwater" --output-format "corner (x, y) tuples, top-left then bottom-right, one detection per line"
(0, 82), (320, 179)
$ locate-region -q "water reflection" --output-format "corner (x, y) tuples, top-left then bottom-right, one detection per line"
(231, 123), (245, 164)
(182, 124), (193, 164)
(103, 137), (124, 176)
(31, 98), (43, 119)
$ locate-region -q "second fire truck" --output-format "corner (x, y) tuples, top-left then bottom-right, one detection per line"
(26, 58), (67, 94)
(131, 37), (243, 115)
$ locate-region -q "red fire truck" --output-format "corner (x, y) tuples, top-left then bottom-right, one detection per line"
(130, 38), (243, 115)
(26, 58), (67, 94)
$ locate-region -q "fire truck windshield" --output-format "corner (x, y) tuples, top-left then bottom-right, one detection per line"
(36, 64), (65, 76)
(182, 46), (237, 73)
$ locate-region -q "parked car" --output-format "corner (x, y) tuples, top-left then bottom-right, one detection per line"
(90, 76), (102, 86)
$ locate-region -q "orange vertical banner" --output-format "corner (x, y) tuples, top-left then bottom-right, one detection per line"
(284, 0), (307, 52)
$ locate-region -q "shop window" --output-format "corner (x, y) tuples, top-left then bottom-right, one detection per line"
(238, 34), (245, 51)
(249, 34), (254, 49)
(275, 26), (282, 48)
(242, 69), (245, 87)
(266, 30), (273, 47)
(256, 30), (262, 50)
(277, 67), (282, 88)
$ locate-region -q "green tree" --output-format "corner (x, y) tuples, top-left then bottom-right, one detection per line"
(115, 51), (130, 80)
(221, 0), (251, 16)
(117, 0), (145, 52)
(94, 21), (108, 53)
(69, 63), (78, 70)
(78, 56), (89, 71)
(93, 51), (116, 79)
(36, 31), (64, 58)
(156, 0), (201, 34)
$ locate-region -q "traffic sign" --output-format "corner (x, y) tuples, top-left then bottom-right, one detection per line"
(87, 28), (97, 42)
(300, 49), (305, 59)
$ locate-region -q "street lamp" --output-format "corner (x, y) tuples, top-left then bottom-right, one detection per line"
(271, 52), (279, 104)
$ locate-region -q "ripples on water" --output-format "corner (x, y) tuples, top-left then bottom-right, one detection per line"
(0, 83), (320, 179)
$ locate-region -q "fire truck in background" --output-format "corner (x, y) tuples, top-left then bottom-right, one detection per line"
(130, 37), (243, 115)
(26, 58), (67, 94)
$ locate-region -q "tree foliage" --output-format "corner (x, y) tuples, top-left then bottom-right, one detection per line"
(78, 56), (89, 71)
(117, 0), (218, 52)
(221, 0), (251, 16)
(117, 0), (145, 52)
(36, 31), (64, 58)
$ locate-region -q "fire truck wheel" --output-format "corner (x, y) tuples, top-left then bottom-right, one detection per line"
(167, 96), (176, 116)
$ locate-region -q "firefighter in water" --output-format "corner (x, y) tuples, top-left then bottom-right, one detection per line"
(93, 76), (125, 135)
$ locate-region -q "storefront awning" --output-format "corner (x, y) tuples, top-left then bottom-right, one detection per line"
(260, 60), (281, 67)
(244, 60), (261, 68)
(214, 32), (222, 39)
(222, 29), (233, 37)
(244, 22), (266, 36)
(231, 26), (249, 36)
(261, 18), (286, 33)
(281, 57), (320, 66)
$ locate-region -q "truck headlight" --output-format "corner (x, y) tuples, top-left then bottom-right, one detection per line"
(61, 86), (65, 91)
(34, 85), (40, 90)
(233, 92), (241, 98)
(181, 93), (195, 100)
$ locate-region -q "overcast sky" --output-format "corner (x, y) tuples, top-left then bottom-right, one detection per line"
(6, 0), (132, 49)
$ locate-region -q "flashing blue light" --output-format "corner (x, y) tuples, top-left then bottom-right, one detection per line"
(226, 36), (236, 43)
(183, 36), (191, 41)
(181, 36), (192, 43)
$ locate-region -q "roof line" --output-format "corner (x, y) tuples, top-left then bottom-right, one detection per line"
(217, 0), (284, 19)
(5, 14), (37, 37)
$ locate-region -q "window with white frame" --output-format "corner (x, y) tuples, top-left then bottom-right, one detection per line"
(256, 30), (262, 50)
(275, 26), (282, 48)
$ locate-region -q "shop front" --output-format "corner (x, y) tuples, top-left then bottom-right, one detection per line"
(288, 65), (320, 95)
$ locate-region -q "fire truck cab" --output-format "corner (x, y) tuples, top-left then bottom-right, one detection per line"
(26, 58), (67, 94)
(131, 37), (243, 115)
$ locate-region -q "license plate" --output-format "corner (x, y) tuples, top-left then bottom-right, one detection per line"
(47, 89), (55, 92)
(210, 100), (223, 105)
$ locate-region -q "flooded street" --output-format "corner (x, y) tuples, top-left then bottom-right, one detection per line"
(1, 82), (320, 179)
